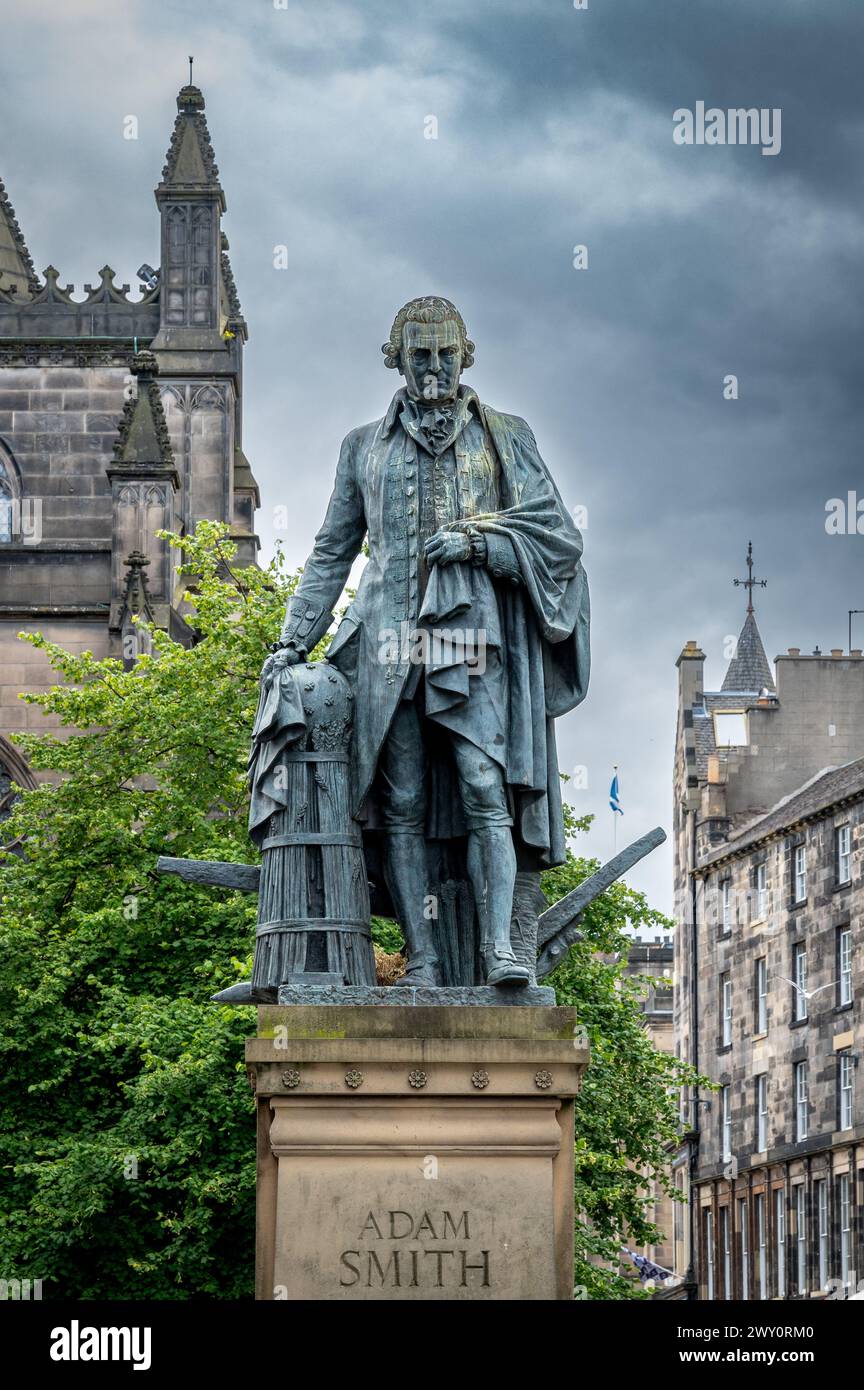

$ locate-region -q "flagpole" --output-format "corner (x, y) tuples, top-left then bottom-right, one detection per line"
(612, 764), (618, 856)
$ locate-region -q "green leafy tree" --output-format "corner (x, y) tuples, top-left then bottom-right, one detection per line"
(542, 809), (704, 1299)
(0, 523), (701, 1300)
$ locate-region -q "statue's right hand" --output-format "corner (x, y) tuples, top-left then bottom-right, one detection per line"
(261, 644), (303, 680)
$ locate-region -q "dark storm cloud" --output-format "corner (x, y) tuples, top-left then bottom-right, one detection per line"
(1, 0), (862, 910)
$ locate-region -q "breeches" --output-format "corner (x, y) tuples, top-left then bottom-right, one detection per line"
(378, 697), (512, 832)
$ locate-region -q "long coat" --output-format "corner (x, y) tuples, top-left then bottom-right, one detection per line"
(273, 386), (590, 870)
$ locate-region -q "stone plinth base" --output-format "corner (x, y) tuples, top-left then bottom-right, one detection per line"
(246, 1005), (589, 1301)
(276, 983), (556, 1006)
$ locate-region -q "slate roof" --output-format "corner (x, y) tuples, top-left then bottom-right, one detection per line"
(692, 704), (717, 779)
(721, 611), (775, 693)
(687, 612), (777, 779)
(698, 757), (864, 869)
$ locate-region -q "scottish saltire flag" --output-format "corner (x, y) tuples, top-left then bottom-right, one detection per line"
(609, 771), (623, 815)
(621, 1248), (672, 1282)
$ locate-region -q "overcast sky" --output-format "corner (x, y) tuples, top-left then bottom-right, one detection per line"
(2, 0), (863, 914)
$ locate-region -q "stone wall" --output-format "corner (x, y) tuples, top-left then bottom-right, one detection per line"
(0, 364), (125, 546)
(625, 938), (676, 1276)
(0, 362), (126, 740)
(725, 655), (864, 819)
(0, 617), (111, 735)
(0, 362), (245, 748)
(160, 378), (235, 537)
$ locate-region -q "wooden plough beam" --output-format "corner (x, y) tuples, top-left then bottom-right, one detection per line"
(156, 855), (260, 893)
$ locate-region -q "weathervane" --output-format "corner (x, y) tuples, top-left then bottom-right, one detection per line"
(733, 540), (767, 616)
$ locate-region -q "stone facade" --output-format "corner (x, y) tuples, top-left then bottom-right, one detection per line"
(673, 606), (864, 1299)
(0, 85), (258, 790)
(624, 937), (675, 1280)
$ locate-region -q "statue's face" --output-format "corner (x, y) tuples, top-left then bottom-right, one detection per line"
(400, 319), (463, 403)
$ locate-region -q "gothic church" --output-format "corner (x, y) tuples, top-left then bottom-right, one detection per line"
(0, 84), (259, 810)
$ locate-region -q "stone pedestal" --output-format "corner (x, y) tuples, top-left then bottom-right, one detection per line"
(246, 1004), (589, 1301)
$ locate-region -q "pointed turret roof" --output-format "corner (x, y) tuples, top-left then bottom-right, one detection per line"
(0, 177), (40, 300)
(722, 611), (775, 693)
(156, 85), (224, 203)
(110, 352), (178, 480)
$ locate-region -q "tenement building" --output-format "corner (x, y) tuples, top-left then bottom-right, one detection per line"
(624, 936), (676, 1283)
(673, 570), (864, 1299)
(0, 83), (258, 796)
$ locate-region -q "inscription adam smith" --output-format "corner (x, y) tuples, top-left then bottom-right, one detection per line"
(339, 1209), (491, 1290)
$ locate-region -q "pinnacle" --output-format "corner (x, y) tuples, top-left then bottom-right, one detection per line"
(722, 611), (775, 693)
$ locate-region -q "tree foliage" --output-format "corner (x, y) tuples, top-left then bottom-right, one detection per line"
(0, 524), (701, 1300)
(543, 810), (700, 1298)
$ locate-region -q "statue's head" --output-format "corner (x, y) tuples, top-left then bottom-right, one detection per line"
(382, 296), (475, 404)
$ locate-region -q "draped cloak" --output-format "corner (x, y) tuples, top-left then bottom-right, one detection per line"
(249, 388), (590, 874)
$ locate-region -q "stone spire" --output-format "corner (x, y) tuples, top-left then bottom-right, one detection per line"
(120, 550), (155, 625)
(152, 84), (226, 351)
(0, 177), (40, 300)
(724, 542), (775, 692)
(107, 353), (179, 631)
(722, 611), (776, 693)
(147, 82), (258, 564)
(157, 84), (223, 197)
(117, 551), (156, 668)
(111, 351), (176, 474)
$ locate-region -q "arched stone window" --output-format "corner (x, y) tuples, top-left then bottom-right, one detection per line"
(0, 467), (13, 543)
(0, 733), (36, 837)
(0, 440), (22, 544)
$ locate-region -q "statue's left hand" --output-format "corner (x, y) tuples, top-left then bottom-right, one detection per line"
(424, 530), (471, 567)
